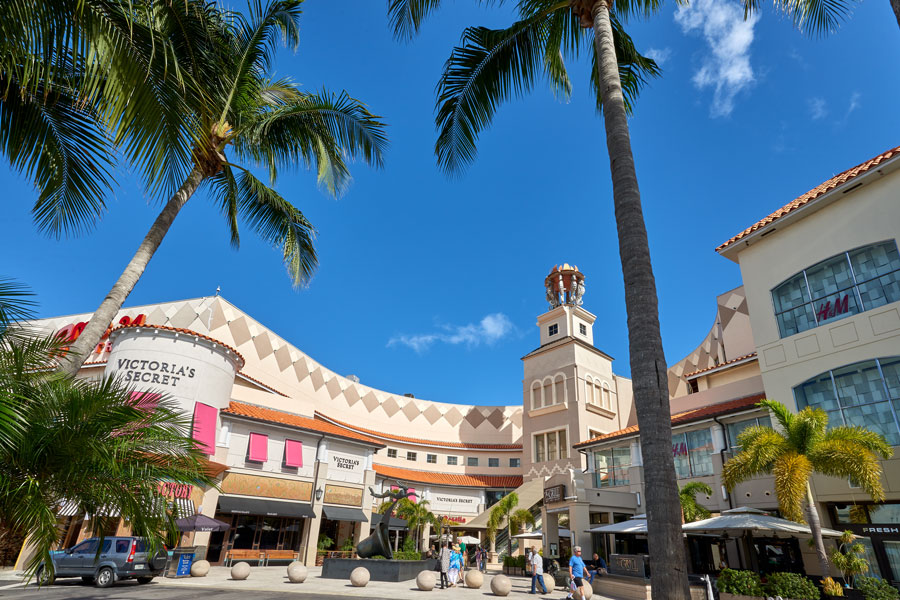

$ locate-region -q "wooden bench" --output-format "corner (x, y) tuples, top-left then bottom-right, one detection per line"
(224, 549), (265, 566)
(264, 550), (300, 566)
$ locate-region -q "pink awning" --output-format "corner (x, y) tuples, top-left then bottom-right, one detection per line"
(192, 402), (217, 455)
(248, 432), (268, 462)
(284, 439), (303, 467)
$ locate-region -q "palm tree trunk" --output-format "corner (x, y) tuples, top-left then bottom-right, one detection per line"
(590, 2), (689, 599)
(891, 0), (900, 32)
(806, 482), (831, 577)
(58, 166), (206, 377)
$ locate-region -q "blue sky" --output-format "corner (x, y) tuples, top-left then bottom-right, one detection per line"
(3, 0), (898, 407)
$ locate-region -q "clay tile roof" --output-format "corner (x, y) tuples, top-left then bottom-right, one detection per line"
(683, 352), (758, 378)
(223, 401), (384, 447)
(573, 393), (767, 448)
(110, 324), (245, 367)
(314, 412), (522, 450)
(373, 464), (523, 489)
(717, 145), (900, 253)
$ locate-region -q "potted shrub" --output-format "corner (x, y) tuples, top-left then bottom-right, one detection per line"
(830, 531), (872, 600)
(717, 568), (766, 600)
(765, 571), (821, 600)
(855, 576), (900, 600)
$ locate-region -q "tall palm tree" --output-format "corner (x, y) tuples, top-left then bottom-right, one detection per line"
(487, 491), (523, 558)
(395, 497), (437, 551)
(723, 399), (892, 578)
(737, 0), (900, 38)
(678, 482), (712, 523)
(388, 1), (687, 596)
(27, 0), (387, 377)
(0, 279), (215, 579)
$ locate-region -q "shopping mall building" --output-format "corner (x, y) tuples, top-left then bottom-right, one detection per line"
(13, 144), (900, 581)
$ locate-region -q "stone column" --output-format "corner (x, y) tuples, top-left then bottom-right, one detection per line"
(544, 510), (560, 558)
(570, 503), (592, 556)
(302, 440), (329, 566)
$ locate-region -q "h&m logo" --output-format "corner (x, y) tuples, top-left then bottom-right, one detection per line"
(815, 294), (850, 322)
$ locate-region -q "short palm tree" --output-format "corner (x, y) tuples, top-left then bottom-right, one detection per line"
(395, 498), (437, 552)
(42, 0), (387, 376)
(678, 482), (712, 523)
(509, 507), (536, 534)
(389, 1), (688, 596)
(486, 492), (524, 558)
(723, 399), (892, 578)
(0, 279), (215, 579)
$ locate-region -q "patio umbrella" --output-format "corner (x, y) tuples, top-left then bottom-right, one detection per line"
(512, 528), (572, 539)
(457, 535), (481, 545)
(175, 514), (231, 532)
(681, 507), (843, 538)
(586, 514), (647, 534)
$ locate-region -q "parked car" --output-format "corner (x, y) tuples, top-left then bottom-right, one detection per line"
(36, 537), (168, 588)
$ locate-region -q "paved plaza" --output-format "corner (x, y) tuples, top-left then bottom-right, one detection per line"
(0, 567), (617, 600)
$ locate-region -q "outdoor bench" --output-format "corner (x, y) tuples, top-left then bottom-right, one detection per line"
(264, 550), (300, 565)
(224, 549), (265, 566)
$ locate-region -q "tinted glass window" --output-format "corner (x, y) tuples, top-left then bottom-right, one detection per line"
(73, 540), (98, 554)
(116, 540), (130, 553)
(100, 539), (112, 553)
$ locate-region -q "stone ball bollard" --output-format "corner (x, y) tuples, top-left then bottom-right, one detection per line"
(190, 559), (210, 577)
(490, 574), (511, 596)
(287, 562), (307, 583)
(574, 582), (593, 600)
(350, 566), (370, 587)
(464, 569), (484, 589)
(230, 561), (251, 580)
(416, 570), (436, 591)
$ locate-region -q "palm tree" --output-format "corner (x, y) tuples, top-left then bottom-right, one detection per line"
(0, 279), (216, 579)
(678, 482), (712, 523)
(723, 399), (892, 578)
(395, 498), (437, 552)
(509, 507), (536, 535)
(487, 492), (525, 558)
(36, 0), (387, 376)
(388, 1), (688, 596)
(737, 0), (900, 39)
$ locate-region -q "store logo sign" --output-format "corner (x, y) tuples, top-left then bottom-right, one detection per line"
(56, 313), (147, 354)
(815, 294), (849, 322)
(673, 441), (688, 457)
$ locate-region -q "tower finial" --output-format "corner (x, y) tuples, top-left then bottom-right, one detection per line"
(544, 264), (585, 309)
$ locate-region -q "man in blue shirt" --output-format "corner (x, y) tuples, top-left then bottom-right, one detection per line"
(567, 546), (588, 600)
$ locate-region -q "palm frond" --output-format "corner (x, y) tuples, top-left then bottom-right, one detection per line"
(822, 425), (893, 460)
(787, 406), (829, 454)
(723, 426), (789, 489)
(771, 0), (856, 37)
(771, 451), (812, 522)
(387, 0), (445, 41)
(0, 278), (36, 330)
(589, 14), (660, 115)
(758, 399), (794, 432)
(679, 482), (713, 523)
(809, 438), (887, 503)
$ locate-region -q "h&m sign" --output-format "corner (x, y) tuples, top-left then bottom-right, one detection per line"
(543, 484), (565, 504)
(816, 294), (850, 322)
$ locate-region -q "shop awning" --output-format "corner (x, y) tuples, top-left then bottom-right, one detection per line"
(218, 495), (314, 518)
(322, 506), (368, 522)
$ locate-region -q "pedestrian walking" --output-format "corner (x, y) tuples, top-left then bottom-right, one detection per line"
(566, 546), (589, 600)
(448, 545), (462, 586)
(529, 548), (548, 595)
(439, 542), (451, 589)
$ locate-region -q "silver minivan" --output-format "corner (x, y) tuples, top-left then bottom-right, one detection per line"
(36, 537), (168, 587)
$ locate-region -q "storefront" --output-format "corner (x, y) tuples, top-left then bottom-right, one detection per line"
(829, 502), (900, 585)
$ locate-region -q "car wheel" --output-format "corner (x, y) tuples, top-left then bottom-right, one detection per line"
(36, 565), (54, 586)
(95, 566), (115, 588)
(81, 576), (95, 584)
(137, 577), (154, 584)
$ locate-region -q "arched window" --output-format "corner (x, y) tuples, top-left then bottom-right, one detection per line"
(794, 356), (900, 445)
(601, 383), (611, 409)
(543, 378), (554, 407)
(554, 374), (565, 405)
(531, 381), (542, 410)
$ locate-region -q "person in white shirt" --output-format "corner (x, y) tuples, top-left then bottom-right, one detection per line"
(530, 549), (548, 594)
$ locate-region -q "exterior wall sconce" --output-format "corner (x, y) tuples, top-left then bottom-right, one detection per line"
(636, 491), (641, 507)
(315, 487), (324, 501)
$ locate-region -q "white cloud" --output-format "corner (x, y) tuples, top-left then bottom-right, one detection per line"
(847, 91), (861, 115)
(645, 47), (672, 66)
(387, 313), (516, 353)
(809, 97), (828, 120)
(675, 0), (759, 117)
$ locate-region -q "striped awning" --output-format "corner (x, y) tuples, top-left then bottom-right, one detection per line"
(58, 501), (81, 517)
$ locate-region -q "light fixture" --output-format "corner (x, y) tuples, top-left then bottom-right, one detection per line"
(315, 487), (324, 501)
(635, 491), (641, 507)
(721, 485), (728, 500)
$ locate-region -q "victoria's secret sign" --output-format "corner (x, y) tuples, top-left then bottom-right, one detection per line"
(116, 358), (196, 388)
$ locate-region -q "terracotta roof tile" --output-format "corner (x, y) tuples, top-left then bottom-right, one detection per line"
(223, 401), (384, 447)
(573, 393), (767, 448)
(717, 145), (900, 252)
(110, 324), (245, 367)
(315, 412), (522, 450)
(373, 464), (522, 488)
(683, 353), (758, 378)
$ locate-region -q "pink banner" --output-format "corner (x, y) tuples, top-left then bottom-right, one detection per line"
(192, 402), (217, 455)
(248, 432), (268, 462)
(284, 439), (303, 467)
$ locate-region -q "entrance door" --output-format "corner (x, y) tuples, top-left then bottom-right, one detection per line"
(882, 540), (900, 581)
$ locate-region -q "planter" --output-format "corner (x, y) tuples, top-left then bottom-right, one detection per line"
(719, 594), (766, 600)
(824, 589), (865, 600)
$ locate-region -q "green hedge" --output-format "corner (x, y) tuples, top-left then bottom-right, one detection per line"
(856, 576), (900, 600)
(502, 555), (527, 568)
(765, 572), (820, 600)
(716, 569), (764, 596)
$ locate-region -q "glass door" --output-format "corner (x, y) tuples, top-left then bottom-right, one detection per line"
(882, 540), (900, 581)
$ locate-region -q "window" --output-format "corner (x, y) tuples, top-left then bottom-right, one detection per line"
(579, 323), (587, 335)
(407, 451), (417, 461)
(593, 446), (631, 487)
(447, 456), (458, 465)
(548, 324), (558, 336)
(794, 357), (900, 446)
(509, 458), (521, 468)
(427, 454), (437, 464)
(672, 428), (714, 478)
(467, 457), (479, 467)
(387, 448), (397, 458)
(489, 458), (499, 467)
(772, 240), (900, 338)
(533, 429), (568, 462)
(726, 416), (773, 450)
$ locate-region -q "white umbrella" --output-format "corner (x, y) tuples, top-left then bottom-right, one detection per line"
(682, 507), (843, 538)
(586, 514), (647, 534)
(513, 528), (571, 539)
(457, 535), (481, 545)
